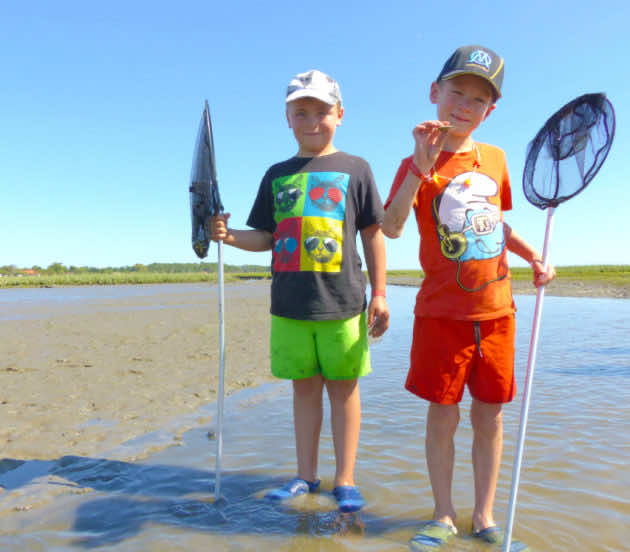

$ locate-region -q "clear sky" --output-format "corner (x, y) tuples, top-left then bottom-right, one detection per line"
(2, 1), (627, 270)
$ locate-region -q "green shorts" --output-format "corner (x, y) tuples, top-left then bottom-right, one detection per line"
(270, 312), (371, 381)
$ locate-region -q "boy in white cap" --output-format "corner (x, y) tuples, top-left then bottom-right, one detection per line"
(209, 69), (389, 513)
(383, 45), (555, 550)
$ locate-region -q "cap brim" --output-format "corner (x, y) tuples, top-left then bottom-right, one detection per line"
(285, 89), (338, 105)
(440, 70), (501, 99)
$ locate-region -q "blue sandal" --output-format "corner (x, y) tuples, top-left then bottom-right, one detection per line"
(265, 478), (320, 501)
(409, 520), (457, 551)
(332, 485), (365, 512)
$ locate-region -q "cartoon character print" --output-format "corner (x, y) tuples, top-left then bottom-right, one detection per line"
(277, 184), (302, 212)
(303, 172), (348, 221)
(273, 217), (301, 272)
(304, 231), (339, 263)
(434, 171), (505, 263)
(300, 217), (343, 272)
(271, 171), (348, 272)
(273, 173), (307, 223)
(308, 174), (344, 212)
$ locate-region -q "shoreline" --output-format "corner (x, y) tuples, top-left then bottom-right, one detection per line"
(1, 265), (628, 298)
(388, 276), (629, 299)
(2, 277), (628, 299)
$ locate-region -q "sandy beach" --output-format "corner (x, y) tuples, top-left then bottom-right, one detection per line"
(0, 278), (626, 464)
(1, 282), (276, 462)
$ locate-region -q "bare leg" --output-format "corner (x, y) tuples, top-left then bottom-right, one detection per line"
(425, 402), (459, 527)
(293, 375), (324, 483)
(326, 378), (361, 487)
(470, 398), (503, 532)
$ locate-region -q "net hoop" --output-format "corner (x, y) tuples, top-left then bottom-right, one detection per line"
(523, 93), (615, 210)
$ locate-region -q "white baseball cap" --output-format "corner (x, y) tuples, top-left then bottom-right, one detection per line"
(285, 69), (342, 106)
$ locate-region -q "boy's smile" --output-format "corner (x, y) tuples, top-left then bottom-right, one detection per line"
(286, 97), (343, 157)
(430, 74), (495, 147)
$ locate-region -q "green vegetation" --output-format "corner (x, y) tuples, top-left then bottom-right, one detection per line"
(388, 265), (629, 279)
(0, 263), (628, 289)
(0, 262), (271, 288)
(387, 265), (630, 289)
(387, 269), (426, 279)
(512, 265), (630, 287)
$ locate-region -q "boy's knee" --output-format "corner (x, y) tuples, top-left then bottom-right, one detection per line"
(470, 401), (502, 434)
(427, 403), (460, 435)
(293, 375), (324, 398)
(325, 378), (358, 400)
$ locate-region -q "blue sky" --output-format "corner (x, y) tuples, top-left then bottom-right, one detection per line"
(2, 1), (627, 270)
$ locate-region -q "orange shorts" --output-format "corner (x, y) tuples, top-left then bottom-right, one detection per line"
(406, 315), (516, 405)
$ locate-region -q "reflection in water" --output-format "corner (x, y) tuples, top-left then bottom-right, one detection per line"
(0, 287), (628, 551)
(334, 512), (365, 536)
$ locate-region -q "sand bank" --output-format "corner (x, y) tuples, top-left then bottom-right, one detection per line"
(388, 276), (630, 299)
(1, 282), (275, 461)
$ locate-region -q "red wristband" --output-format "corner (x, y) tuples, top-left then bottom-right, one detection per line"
(408, 160), (431, 181)
(371, 289), (386, 298)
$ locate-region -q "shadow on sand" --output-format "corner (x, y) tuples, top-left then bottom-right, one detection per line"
(0, 456), (418, 549)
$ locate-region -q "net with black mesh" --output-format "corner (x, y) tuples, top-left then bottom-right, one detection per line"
(523, 93), (615, 210)
(189, 104), (223, 259)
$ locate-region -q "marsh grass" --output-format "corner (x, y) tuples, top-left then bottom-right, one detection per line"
(1, 266), (628, 290)
(386, 265), (630, 289)
(0, 271), (272, 288)
(512, 265), (629, 286)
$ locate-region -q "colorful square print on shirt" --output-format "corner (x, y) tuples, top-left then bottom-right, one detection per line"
(272, 217), (302, 272)
(300, 217), (343, 272)
(273, 173), (308, 223)
(303, 172), (348, 221)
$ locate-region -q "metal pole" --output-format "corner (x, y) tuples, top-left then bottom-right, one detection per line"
(203, 100), (225, 503)
(215, 238), (225, 501)
(504, 206), (555, 551)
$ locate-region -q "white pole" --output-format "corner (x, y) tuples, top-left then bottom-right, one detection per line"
(204, 100), (225, 503)
(503, 206), (555, 551)
(215, 238), (225, 501)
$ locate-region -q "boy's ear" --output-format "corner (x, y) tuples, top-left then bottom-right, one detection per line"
(429, 81), (441, 104)
(286, 107), (292, 128)
(336, 105), (344, 126)
(482, 103), (496, 121)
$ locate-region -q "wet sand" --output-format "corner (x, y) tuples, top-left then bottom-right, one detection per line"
(0, 278), (626, 464)
(1, 282), (275, 462)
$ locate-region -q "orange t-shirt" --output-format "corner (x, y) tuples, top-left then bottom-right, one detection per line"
(385, 143), (515, 321)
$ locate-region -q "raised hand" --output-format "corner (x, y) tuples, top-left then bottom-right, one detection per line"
(411, 121), (452, 174)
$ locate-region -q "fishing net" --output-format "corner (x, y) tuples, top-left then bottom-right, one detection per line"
(506, 93), (616, 550)
(523, 93), (615, 210)
(190, 103), (223, 258)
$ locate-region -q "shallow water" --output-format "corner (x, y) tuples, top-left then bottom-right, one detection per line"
(0, 283), (220, 321)
(0, 285), (628, 551)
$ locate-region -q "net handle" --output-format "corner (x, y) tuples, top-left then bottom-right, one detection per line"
(503, 206), (555, 551)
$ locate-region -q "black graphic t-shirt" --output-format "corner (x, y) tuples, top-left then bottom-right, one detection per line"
(247, 152), (384, 320)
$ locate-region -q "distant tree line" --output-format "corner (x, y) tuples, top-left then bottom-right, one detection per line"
(0, 262), (270, 275)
